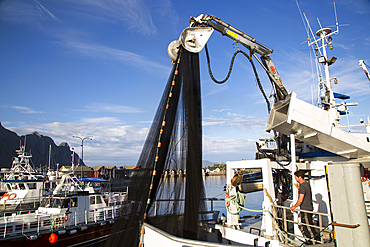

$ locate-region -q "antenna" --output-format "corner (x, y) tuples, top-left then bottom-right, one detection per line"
(334, 2), (339, 33)
(295, 0), (309, 38)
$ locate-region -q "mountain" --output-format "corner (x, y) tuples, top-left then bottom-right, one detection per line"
(0, 123), (83, 169)
(202, 160), (222, 168)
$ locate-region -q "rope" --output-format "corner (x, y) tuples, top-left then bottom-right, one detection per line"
(204, 44), (271, 113)
(364, 61), (370, 69)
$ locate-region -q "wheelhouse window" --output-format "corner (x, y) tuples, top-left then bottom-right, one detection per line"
(40, 197), (67, 208)
(19, 183), (26, 190)
(28, 183), (36, 190)
(96, 196), (102, 204)
(41, 197), (51, 208)
(71, 198), (77, 207)
(52, 198), (63, 208)
(90, 196), (95, 205)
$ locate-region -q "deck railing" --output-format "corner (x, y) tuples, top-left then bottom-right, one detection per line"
(152, 198), (224, 216)
(271, 204), (332, 245)
(152, 198), (333, 245)
(0, 204), (123, 238)
(0, 197), (334, 245)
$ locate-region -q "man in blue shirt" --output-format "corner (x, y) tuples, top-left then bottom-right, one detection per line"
(290, 170), (318, 244)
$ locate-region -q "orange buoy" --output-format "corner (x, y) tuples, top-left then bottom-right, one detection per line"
(49, 233), (58, 243)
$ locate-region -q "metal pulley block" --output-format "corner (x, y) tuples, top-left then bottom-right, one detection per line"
(167, 27), (214, 62)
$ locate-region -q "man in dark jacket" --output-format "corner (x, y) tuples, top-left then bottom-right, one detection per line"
(290, 170), (318, 244)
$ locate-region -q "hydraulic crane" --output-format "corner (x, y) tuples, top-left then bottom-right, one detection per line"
(168, 14), (289, 104)
(168, 14), (291, 161)
(359, 60), (370, 82)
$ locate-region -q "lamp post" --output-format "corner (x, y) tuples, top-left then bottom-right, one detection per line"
(73, 135), (93, 178)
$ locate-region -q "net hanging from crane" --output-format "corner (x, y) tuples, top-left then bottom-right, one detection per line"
(105, 47), (207, 247)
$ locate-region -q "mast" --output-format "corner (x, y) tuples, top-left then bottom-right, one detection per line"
(304, 3), (341, 127)
(48, 144), (51, 170)
(71, 147), (75, 172)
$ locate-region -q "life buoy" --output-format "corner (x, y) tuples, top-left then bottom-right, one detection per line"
(53, 217), (64, 228)
(64, 214), (68, 221)
(7, 193), (16, 200)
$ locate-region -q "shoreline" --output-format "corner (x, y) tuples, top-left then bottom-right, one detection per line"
(162, 171), (226, 178)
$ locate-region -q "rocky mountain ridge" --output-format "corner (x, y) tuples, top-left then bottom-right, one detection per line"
(0, 123), (83, 169)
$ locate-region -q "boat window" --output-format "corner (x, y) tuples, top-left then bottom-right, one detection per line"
(19, 183), (26, 190)
(6, 183), (11, 191)
(63, 198), (71, 208)
(12, 184), (19, 190)
(90, 196), (95, 205)
(96, 196), (102, 204)
(41, 197), (52, 208)
(52, 198), (64, 208)
(71, 198), (77, 207)
(28, 183), (37, 190)
(44, 182), (51, 190)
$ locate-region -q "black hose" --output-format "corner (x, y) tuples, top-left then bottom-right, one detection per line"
(204, 44), (271, 113)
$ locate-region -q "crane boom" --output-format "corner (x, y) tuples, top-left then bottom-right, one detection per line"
(169, 14), (289, 102)
(359, 60), (370, 82)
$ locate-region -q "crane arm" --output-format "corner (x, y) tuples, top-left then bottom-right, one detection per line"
(170, 14), (289, 102)
(359, 60), (370, 82)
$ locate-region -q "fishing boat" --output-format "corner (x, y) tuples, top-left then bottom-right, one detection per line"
(238, 170), (263, 194)
(137, 5), (370, 247)
(0, 167), (130, 246)
(0, 145), (46, 212)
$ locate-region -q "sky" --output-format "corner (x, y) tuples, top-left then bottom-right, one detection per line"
(1, 0), (370, 167)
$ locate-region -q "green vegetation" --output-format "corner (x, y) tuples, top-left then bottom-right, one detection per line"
(206, 163), (226, 170)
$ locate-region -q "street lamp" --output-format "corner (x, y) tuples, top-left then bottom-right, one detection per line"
(73, 135), (93, 178)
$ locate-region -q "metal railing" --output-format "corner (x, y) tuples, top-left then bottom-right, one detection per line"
(152, 198), (224, 217)
(151, 198), (333, 245)
(0, 204), (124, 238)
(272, 204), (332, 245)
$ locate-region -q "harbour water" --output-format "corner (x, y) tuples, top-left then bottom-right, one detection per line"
(158, 175), (264, 220)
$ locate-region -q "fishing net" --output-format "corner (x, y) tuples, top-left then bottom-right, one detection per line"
(105, 47), (207, 246)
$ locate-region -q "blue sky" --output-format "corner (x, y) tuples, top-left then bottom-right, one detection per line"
(1, 0), (370, 167)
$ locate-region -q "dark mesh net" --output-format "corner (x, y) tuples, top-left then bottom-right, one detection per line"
(105, 47), (207, 246)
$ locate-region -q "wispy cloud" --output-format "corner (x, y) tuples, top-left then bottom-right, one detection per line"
(77, 102), (144, 114)
(213, 109), (231, 113)
(60, 40), (171, 72)
(204, 85), (229, 97)
(10, 106), (46, 114)
(0, 0), (61, 26)
(65, 0), (157, 35)
(80, 117), (121, 124)
(34, 0), (62, 22)
(203, 111), (266, 128)
(1, 0), (157, 35)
